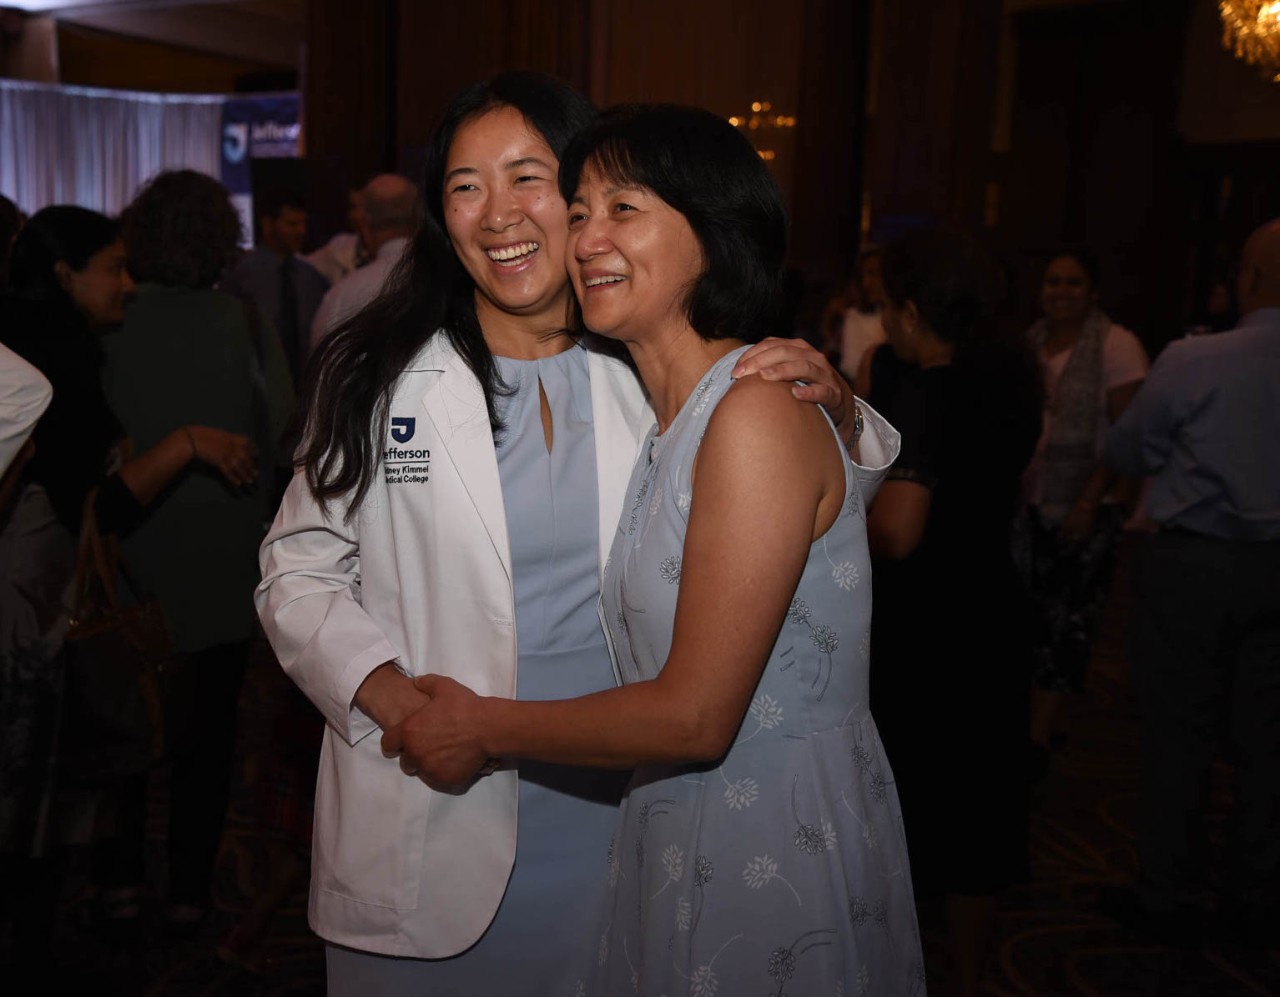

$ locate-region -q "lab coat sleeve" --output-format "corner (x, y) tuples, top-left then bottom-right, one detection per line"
(850, 397), (900, 506)
(0, 344), (52, 476)
(256, 470), (401, 746)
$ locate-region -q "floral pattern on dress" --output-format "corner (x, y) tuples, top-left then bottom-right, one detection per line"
(595, 347), (923, 995)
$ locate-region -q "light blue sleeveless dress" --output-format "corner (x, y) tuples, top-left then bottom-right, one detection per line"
(594, 347), (925, 996)
(329, 345), (623, 995)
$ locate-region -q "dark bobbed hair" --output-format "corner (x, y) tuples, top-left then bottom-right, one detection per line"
(302, 70), (597, 515)
(1043, 245), (1100, 287)
(121, 170), (241, 288)
(7, 205), (120, 304)
(882, 227), (1043, 432)
(559, 104), (787, 344)
(880, 227), (1000, 347)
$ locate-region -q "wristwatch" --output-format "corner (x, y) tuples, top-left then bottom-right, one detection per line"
(845, 402), (865, 452)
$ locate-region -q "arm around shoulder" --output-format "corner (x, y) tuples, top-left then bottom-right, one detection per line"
(850, 397), (900, 505)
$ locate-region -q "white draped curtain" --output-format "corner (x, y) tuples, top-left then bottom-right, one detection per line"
(0, 79), (224, 217)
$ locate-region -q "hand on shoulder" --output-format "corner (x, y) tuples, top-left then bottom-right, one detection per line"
(701, 372), (846, 542)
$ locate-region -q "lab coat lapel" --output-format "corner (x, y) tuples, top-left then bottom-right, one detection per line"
(417, 349), (512, 582)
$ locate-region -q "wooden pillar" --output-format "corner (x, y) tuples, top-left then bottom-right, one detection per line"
(302, 0), (394, 245)
(393, 0), (593, 180)
(993, 0), (1193, 343)
(789, 0), (870, 281)
(865, 0), (1004, 241)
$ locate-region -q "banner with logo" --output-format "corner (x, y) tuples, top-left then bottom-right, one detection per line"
(220, 94), (301, 246)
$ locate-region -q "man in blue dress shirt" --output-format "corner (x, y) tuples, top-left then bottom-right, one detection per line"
(1103, 219), (1280, 949)
(222, 189), (329, 390)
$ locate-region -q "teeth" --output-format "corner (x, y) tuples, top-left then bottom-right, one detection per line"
(584, 275), (625, 287)
(487, 242), (539, 262)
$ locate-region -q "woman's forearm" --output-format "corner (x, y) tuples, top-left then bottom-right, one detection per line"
(478, 677), (725, 768)
(116, 428), (195, 506)
(396, 670), (746, 784)
(356, 662), (431, 731)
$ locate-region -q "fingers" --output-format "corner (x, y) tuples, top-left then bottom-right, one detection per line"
(380, 723), (404, 759)
(789, 380), (841, 408)
(209, 435), (259, 488)
(732, 337), (821, 378)
(381, 725), (424, 778)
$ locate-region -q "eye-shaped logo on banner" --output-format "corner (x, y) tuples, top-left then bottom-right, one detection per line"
(222, 123), (248, 164)
(390, 417), (416, 444)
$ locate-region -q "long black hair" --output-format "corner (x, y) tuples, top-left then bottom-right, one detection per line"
(7, 205), (119, 306)
(301, 71), (597, 515)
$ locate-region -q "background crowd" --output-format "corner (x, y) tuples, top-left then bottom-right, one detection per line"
(0, 71), (1276, 994)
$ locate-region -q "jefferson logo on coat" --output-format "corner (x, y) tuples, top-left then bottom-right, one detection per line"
(385, 417), (428, 484)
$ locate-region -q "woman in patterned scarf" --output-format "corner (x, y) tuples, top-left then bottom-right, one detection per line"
(1015, 248), (1148, 775)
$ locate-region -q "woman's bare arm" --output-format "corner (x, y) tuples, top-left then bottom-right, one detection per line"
(383, 377), (846, 784)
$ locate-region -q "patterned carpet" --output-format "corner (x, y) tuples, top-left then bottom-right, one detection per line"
(5, 538), (1278, 994)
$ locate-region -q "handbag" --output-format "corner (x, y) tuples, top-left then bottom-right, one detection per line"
(61, 488), (176, 783)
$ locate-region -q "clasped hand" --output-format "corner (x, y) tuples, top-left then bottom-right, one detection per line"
(380, 675), (491, 788)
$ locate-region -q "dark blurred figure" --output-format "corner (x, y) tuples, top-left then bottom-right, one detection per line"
(93, 170), (292, 935)
(0, 205), (257, 964)
(0, 195), (21, 286)
(821, 246), (885, 387)
(1102, 219), (1280, 950)
(1013, 248), (1148, 774)
(309, 173), (420, 349)
(1188, 270), (1238, 336)
(864, 228), (1041, 997)
(303, 186), (368, 285)
(221, 188), (328, 391)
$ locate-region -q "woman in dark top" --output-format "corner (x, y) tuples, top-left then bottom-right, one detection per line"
(98, 170), (294, 934)
(864, 228), (1041, 997)
(0, 206), (258, 959)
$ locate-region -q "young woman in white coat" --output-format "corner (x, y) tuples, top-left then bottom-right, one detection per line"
(256, 72), (856, 996)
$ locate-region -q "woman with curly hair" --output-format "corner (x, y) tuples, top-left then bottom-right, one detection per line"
(92, 169), (293, 933)
(0, 202), (261, 956)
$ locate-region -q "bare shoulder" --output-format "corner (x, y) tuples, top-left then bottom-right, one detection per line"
(696, 369), (844, 535)
(708, 371), (830, 450)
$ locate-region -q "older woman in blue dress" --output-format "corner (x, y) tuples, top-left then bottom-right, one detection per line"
(389, 104), (923, 995)
(257, 74), (856, 996)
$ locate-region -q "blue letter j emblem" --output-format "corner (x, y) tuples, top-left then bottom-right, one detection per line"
(390, 417), (415, 444)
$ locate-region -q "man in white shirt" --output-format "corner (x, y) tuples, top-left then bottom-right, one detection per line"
(310, 174), (421, 350)
(304, 188), (368, 286)
(837, 247), (885, 384)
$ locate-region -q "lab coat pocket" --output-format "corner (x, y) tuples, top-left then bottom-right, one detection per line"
(312, 732), (430, 911)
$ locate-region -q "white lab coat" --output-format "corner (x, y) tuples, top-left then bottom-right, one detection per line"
(256, 334), (652, 958)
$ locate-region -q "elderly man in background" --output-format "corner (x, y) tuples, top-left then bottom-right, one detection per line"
(304, 187), (368, 286)
(309, 174), (420, 350)
(1103, 219), (1280, 950)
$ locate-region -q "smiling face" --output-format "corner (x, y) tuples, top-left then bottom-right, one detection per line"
(566, 163), (705, 344)
(443, 105), (573, 337)
(1040, 254), (1096, 326)
(59, 239), (134, 327)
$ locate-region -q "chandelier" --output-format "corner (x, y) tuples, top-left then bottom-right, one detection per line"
(1220, 1), (1280, 82)
(728, 101), (796, 163)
